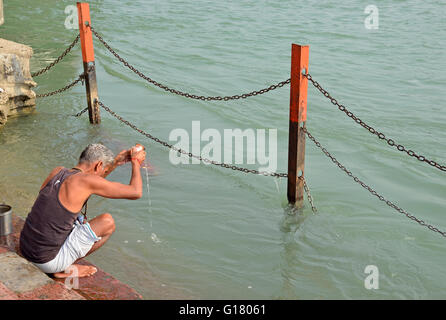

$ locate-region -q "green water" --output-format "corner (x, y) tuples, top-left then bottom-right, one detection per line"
(1, 0), (445, 299)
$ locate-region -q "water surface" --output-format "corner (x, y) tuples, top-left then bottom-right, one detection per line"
(0, 0), (445, 299)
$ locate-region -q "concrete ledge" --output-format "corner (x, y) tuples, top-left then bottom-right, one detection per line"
(0, 215), (142, 300)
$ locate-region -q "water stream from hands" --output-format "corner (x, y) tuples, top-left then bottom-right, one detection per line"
(142, 162), (161, 244)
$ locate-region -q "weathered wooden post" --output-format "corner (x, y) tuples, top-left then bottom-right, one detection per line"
(287, 44), (309, 208)
(77, 2), (100, 124)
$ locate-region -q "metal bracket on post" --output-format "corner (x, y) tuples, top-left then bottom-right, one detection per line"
(77, 2), (100, 124)
(287, 44), (309, 208)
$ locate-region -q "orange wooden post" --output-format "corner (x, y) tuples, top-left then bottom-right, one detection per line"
(77, 2), (100, 124)
(287, 44), (309, 207)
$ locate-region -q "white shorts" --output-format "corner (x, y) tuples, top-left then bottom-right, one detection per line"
(32, 220), (101, 274)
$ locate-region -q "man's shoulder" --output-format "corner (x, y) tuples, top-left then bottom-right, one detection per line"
(40, 167), (66, 191)
(46, 166), (65, 180)
(64, 171), (101, 194)
(51, 166), (65, 174)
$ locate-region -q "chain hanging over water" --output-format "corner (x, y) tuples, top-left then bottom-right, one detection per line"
(300, 176), (317, 213)
(78, 102), (318, 211)
(35, 73), (85, 98)
(303, 126), (446, 238)
(96, 99), (288, 178)
(90, 26), (290, 101)
(73, 107), (89, 117)
(31, 35), (81, 78)
(304, 73), (446, 172)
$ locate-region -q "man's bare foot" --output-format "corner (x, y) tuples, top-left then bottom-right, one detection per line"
(53, 265), (97, 278)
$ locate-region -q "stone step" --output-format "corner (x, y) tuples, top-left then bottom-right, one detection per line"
(0, 251), (84, 300)
(0, 214), (142, 300)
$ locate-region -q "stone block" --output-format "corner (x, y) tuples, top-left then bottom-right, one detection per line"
(0, 251), (52, 293)
(0, 37), (36, 125)
(0, 282), (18, 300)
(17, 282), (85, 300)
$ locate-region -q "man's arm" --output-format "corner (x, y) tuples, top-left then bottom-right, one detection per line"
(86, 160), (143, 200)
(40, 166), (64, 191)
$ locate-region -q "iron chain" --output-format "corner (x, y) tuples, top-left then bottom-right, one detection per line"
(304, 73), (446, 172)
(35, 73), (85, 98)
(96, 99), (287, 178)
(90, 26), (290, 101)
(31, 35), (80, 78)
(300, 176), (317, 213)
(303, 126), (446, 238)
(73, 107), (89, 117)
(24, 26), (445, 237)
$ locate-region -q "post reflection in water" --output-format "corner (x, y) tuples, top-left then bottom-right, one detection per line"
(277, 205), (306, 299)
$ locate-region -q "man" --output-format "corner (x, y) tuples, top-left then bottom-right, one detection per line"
(19, 143), (146, 278)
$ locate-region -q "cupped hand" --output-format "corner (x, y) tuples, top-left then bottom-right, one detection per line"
(130, 144), (146, 164)
(115, 149), (131, 166)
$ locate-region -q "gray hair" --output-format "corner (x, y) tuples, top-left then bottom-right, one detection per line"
(79, 143), (114, 167)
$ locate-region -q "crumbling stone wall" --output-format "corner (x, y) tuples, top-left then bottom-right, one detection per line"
(0, 38), (36, 125)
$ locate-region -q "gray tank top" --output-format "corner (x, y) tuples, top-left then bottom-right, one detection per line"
(20, 168), (82, 264)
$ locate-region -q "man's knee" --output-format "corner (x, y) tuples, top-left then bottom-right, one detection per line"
(100, 213), (115, 234)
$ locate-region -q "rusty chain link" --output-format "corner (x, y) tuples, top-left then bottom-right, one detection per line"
(304, 73), (446, 172)
(73, 107), (89, 117)
(303, 126), (446, 238)
(31, 35), (80, 78)
(35, 73), (85, 98)
(300, 176), (317, 213)
(90, 26), (290, 101)
(96, 99), (287, 178)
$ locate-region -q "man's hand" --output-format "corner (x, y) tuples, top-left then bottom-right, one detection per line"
(114, 149), (131, 167)
(102, 149), (131, 178)
(130, 144), (146, 166)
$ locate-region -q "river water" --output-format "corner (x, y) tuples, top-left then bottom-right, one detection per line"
(1, 0), (445, 299)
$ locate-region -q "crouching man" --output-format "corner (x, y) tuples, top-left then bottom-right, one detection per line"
(19, 143), (146, 278)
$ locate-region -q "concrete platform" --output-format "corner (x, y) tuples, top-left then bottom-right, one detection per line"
(0, 215), (142, 300)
